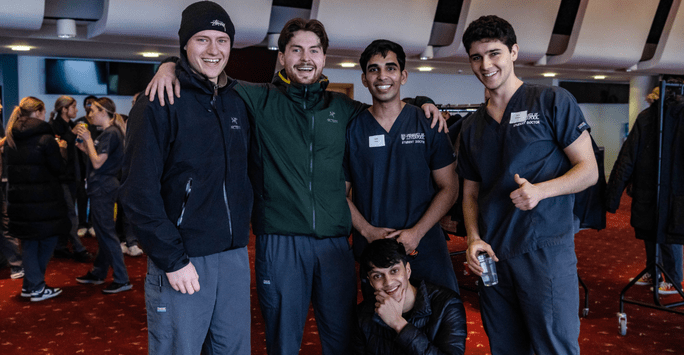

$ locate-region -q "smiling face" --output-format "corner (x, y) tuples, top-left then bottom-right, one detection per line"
(368, 261), (411, 303)
(468, 39), (518, 96)
(362, 51), (407, 104)
(278, 30), (326, 85)
(185, 29), (231, 84)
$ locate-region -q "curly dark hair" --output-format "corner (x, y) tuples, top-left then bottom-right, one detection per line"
(462, 15), (517, 55)
(360, 238), (407, 272)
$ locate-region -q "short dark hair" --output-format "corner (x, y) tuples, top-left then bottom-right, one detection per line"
(278, 18), (329, 54)
(360, 238), (407, 272)
(359, 39), (406, 74)
(83, 95), (97, 108)
(462, 15), (517, 55)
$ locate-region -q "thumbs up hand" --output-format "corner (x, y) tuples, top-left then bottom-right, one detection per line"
(510, 174), (542, 210)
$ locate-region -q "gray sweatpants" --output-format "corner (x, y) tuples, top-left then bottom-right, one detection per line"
(145, 247), (250, 355)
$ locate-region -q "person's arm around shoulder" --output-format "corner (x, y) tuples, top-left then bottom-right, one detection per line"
(387, 162), (457, 254)
(394, 293), (467, 355)
(146, 57), (181, 106)
(509, 130), (598, 210)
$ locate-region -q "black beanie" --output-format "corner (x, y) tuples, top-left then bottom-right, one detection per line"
(178, 1), (235, 54)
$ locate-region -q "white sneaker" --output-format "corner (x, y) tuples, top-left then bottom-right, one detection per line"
(88, 227), (96, 237)
(127, 245), (143, 257)
(77, 228), (88, 238)
(120, 242), (129, 255)
(31, 286), (62, 302)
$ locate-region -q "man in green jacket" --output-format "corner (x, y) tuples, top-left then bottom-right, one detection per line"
(146, 18), (444, 355)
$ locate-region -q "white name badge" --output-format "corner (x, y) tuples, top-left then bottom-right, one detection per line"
(510, 110), (528, 124)
(369, 134), (385, 148)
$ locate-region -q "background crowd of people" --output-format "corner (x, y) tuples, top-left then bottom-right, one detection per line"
(0, 93), (143, 301)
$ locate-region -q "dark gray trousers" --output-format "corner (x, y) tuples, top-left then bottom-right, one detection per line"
(145, 248), (250, 355)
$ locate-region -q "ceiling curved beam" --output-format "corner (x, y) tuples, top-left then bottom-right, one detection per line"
(638, 0), (684, 74)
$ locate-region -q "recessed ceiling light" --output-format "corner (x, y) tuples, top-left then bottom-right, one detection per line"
(593, 75), (606, 80)
(339, 62), (355, 68)
(542, 72), (557, 77)
(10, 45), (31, 51)
(417, 66), (433, 72)
(141, 52), (161, 58)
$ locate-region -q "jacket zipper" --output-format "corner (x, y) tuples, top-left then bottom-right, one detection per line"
(303, 86), (316, 231)
(176, 177), (193, 227)
(212, 86), (234, 241)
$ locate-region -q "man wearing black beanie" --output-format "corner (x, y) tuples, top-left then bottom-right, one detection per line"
(121, 1), (252, 354)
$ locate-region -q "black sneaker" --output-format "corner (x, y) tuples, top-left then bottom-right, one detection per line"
(102, 282), (133, 294)
(31, 286), (62, 302)
(20, 288), (41, 298)
(76, 272), (105, 285)
(73, 251), (94, 263)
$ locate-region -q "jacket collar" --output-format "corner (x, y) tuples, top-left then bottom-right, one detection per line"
(177, 56), (237, 95)
(272, 69), (329, 108)
(12, 116), (53, 141)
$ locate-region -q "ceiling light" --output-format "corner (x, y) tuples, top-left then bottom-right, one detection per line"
(267, 33), (279, 51)
(339, 62), (355, 68)
(593, 75), (606, 80)
(141, 52), (161, 58)
(419, 45), (434, 60)
(417, 66), (433, 72)
(10, 45), (31, 51)
(542, 72), (557, 77)
(57, 19), (77, 38)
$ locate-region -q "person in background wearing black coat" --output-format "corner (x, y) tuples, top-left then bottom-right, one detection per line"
(353, 238), (466, 355)
(4, 97), (69, 302)
(49, 96), (93, 262)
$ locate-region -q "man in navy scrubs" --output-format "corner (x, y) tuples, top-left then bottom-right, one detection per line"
(458, 16), (598, 354)
(345, 40), (459, 300)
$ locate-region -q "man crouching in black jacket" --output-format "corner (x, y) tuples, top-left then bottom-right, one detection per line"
(120, 1), (252, 354)
(354, 238), (466, 355)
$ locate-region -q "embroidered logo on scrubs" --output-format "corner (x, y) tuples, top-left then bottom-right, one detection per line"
(156, 306), (167, 313)
(230, 117), (240, 130)
(510, 111), (540, 127)
(400, 133), (425, 145)
(327, 111), (338, 123)
(577, 122), (587, 130)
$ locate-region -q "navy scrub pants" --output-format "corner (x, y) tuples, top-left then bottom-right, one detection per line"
(255, 234), (356, 355)
(641, 237), (683, 285)
(145, 248), (250, 355)
(89, 192), (129, 284)
(56, 183), (87, 254)
(479, 241), (580, 355)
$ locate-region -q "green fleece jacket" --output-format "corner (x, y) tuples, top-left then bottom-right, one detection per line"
(236, 70), (365, 238)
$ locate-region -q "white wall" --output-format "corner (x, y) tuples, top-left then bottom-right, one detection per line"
(579, 103), (629, 177)
(17, 56), (136, 120)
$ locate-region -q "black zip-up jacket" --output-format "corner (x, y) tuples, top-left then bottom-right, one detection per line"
(6, 116), (70, 240)
(120, 58), (252, 273)
(353, 280), (467, 355)
(606, 102), (684, 244)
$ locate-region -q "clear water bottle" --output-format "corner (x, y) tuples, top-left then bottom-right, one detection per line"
(477, 252), (498, 286)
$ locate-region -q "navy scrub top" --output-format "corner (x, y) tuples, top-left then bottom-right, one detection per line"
(457, 83), (589, 260)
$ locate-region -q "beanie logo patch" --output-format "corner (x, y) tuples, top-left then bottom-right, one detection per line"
(211, 19), (226, 32)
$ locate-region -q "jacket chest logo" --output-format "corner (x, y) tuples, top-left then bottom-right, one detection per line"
(230, 117), (241, 130)
(327, 111), (338, 123)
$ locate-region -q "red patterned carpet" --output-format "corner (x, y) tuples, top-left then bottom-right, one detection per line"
(1, 194), (683, 354)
